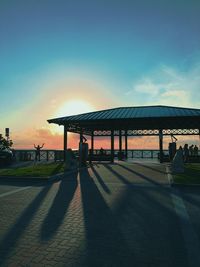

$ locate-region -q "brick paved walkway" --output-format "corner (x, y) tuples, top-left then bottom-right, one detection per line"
(0, 161), (199, 266)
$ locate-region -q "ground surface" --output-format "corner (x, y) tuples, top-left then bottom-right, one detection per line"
(0, 161), (200, 267)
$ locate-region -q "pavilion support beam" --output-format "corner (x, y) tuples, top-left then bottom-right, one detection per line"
(63, 125), (68, 161)
(125, 130), (128, 158)
(159, 129), (163, 163)
(111, 130), (114, 163)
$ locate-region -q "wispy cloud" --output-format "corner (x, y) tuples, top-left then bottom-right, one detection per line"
(134, 79), (161, 96)
(126, 59), (200, 108)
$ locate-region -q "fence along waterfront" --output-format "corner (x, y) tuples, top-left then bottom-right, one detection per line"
(12, 149), (171, 161)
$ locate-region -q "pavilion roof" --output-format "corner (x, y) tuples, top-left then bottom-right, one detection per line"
(47, 105), (200, 134)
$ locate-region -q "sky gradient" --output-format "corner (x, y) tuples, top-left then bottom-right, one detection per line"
(1, 0), (200, 149)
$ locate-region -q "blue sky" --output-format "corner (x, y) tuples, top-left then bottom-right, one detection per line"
(0, 0), (200, 147)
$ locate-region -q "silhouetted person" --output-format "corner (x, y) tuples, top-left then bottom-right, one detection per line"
(183, 144), (189, 163)
(179, 145), (184, 160)
(34, 143), (44, 161)
(100, 147), (104, 155)
(194, 145), (198, 157)
(189, 144), (194, 156)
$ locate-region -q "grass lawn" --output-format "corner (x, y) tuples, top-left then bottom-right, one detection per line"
(173, 164), (200, 184)
(0, 162), (66, 177)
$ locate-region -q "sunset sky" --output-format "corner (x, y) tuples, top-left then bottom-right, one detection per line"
(0, 0), (200, 149)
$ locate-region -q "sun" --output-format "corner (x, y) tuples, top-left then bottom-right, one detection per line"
(54, 99), (95, 117)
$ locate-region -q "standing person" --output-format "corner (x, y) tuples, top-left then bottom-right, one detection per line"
(183, 144), (189, 163)
(179, 146), (184, 160)
(189, 144), (194, 156)
(100, 147), (104, 155)
(194, 145), (198, 157)
(34, 144), (44, 161)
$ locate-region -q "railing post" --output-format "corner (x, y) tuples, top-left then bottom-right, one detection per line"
(47, 151), (49, 161)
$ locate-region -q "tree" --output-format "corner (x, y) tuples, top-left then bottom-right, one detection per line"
(0, 134), (13, 149)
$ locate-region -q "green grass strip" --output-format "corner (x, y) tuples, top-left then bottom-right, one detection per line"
(0, 162), (65, 177)
(173, 164), (200, 185)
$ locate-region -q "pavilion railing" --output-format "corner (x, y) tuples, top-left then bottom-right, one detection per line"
(12, 149), (200, 162)
(12, 150), (64, 162)
(12, 149), (171, 161)
(91, 149), (169, 158)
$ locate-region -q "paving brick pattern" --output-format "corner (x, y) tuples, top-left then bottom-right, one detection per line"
(0, 162), (196, 266)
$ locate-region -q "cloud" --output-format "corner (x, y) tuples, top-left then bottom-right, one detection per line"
(126, 59), (200, 108)
(161, 90), (186, 97)
(134, 79), (161, 96)
(12, 128), (62, 149)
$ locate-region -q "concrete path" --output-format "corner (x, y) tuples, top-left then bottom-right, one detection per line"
(0, 161), (200, 266)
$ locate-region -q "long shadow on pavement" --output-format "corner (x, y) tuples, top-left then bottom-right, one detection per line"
(0, 182), (53, 266)
(131, 162), (167, 174)
(90, 164), (111, 194)
(113, 163), (163, 186)
(40, 171), (78, 240)
(79, 168), (134, 267)
(102, 164), (188, 267)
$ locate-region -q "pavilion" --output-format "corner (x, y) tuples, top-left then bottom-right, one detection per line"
(47, 105), (200, 163)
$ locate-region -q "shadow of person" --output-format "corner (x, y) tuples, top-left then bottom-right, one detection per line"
(40, 171), (78, 240)
(79, 168), (134, 267)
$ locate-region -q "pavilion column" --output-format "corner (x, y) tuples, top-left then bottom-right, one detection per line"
(111, 130), (114, 163)
(80, 131), (83, 143)
(125, 130), (128, 159)
(91, 131), (94, 154)
(63, 125), (68, 161)
(159, 129), (163, 163)
(119, 130), (122, 152)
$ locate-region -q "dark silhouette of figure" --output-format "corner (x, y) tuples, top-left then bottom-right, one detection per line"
(100, 147), (105, 155)
(34, 143), (44, 161)
(189, 144), (194, 156)
(178, 146), (184, 160)
(183, 144), (189, 163)
(194, 145), (198, 157)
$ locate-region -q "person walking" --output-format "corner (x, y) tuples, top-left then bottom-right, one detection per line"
(34, 143), (44, 161)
